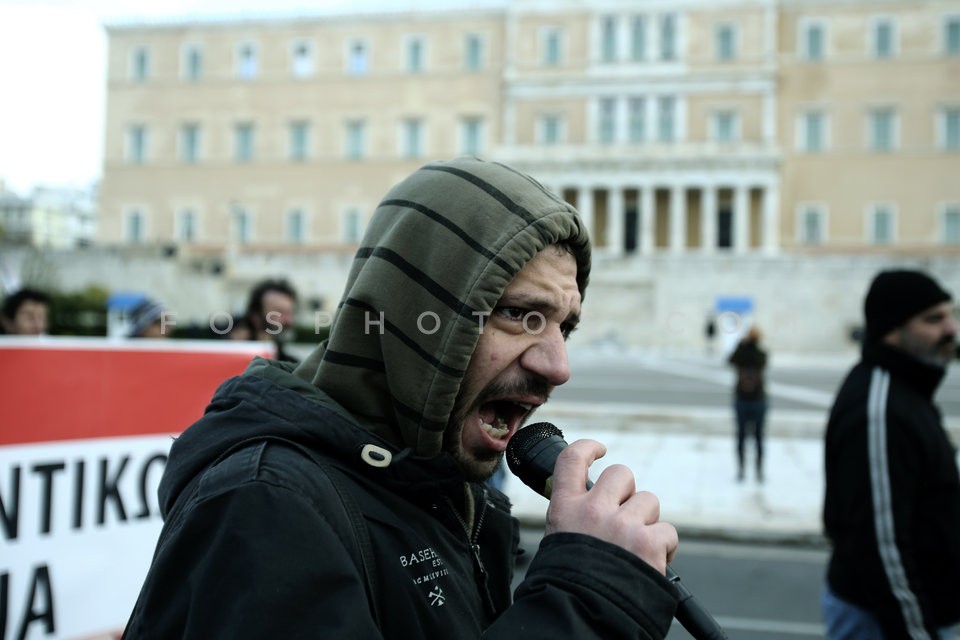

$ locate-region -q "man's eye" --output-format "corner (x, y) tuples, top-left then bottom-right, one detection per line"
(496, 307), (525, 321)
(561, 323), (578, 340)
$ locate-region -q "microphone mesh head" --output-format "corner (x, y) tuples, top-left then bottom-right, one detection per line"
(506, 422), (563, 474)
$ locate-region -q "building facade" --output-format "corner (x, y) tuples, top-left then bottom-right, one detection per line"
(99, 0), (960, 257)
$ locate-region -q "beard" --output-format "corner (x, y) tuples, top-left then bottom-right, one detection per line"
(899, 331), (958, 368)
(443, 374), (552, 483)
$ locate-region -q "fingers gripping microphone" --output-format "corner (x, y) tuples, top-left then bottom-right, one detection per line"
(506, 422), (729, 640)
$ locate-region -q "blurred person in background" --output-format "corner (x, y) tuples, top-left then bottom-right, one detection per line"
(822, 269), (960, 639)
(727, 324), (769, 482)
(244, 278), (298, 362)
(1, 287), (50, 336)
(127, 298), (171, 339)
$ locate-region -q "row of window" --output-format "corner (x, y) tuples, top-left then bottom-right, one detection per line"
(122, 101), (960, 165)
(797, 14), (960, 61)
(126, 13), (960, 83)
(797, 204), (960, 246)
(125, 117), (487, 164)
(123, 206), (366, 245)
(795, 107), (960, 153)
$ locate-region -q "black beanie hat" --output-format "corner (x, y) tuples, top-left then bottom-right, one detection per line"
(864, 270), (952, 342)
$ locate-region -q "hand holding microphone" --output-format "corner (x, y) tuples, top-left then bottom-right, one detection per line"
(507, 422), (728, 640)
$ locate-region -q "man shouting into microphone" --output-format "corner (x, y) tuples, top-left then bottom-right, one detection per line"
(123, 157), (680, 639)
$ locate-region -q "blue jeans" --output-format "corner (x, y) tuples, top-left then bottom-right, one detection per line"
(822, 585), (959, 639)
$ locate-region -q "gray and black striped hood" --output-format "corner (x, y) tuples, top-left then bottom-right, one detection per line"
(294, 157), (591, 458)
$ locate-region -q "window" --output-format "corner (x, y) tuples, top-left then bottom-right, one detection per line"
(342, 208), (364, 243)
(657, 96), (676, 142)
(628, 97), (646, 142)
(464, 34), (484, 71)
(406, 36), (425, 73)
(289, 121), (310, 161)
(797, 110), (827, 152)
(125, 209), (145, 243)
(940, 107), (960, 150)
(946, 16), (960, 55)
(660, 14), (677, 60)
(797, 204), (826, 245)
(868, 108), (897, 151)
(542, 27), (563, 66)
(127, 125), (147, 164)
(598, 98), (617, 143)
(292, 40), (314, 77)
(867, 204), (896, 244)
(538, 114), (563, 145)
(349, 40), (369, 75)
(177, 209), (197, 243)
(401, 118), (424, 158)
(630, 15), (646, 61)
(943, 206), (960, 244)
(716, 23), (736, 61)
(460, 117), (484, 155)
(871, 18), (895, 58)
(287, 209), (306, 244)
(232, 207), (252, 244)
(183, 45), (203, 81)
(234, 123), (254, 162)
(800, 20), (826, 61)
(345, 120), (366, 159)
(180, 124), (200, 163)
(131, 47), (149, 81)
(713, 110), (739, 142)
(601, 15), (618, 63)
(237, 43), (258, 79)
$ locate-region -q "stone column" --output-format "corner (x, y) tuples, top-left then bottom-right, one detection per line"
(669, 184), (685, 253)
(700, 185), (717, 253)
(734, 184), (749, 253)
(640, 185), (655, 254)
(578, 186), (595, 245)
(606, 186), (624, 256)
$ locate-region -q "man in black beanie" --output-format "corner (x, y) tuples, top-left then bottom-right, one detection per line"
(822, 269), (960, 639)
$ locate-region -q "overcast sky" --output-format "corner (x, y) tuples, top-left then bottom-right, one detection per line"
(0, 0), (501, 195)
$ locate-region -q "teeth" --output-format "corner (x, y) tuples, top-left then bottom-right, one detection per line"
(482, 416), (509, 439)
(516, 402), (532, 410)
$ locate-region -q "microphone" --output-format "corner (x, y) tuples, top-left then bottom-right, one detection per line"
(506, 422), (729, 640)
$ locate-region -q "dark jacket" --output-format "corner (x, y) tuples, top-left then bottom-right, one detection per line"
(823, 341), (960, 638)
(124, 157), (678, 639)
(728, 339), (767, 400)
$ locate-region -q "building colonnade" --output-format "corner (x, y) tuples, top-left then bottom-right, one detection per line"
(546, 179), (780, 256)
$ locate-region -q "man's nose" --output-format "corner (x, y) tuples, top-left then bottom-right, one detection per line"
(519, 326), (570, 386)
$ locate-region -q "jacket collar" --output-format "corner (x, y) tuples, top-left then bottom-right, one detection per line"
(861, 339), (947, 400)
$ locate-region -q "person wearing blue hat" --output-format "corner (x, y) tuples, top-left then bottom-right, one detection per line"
(822, 269), (960, 639)
(128, 298), (170, 338)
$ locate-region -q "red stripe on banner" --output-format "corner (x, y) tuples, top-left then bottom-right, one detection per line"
(0, 342), (274, 445)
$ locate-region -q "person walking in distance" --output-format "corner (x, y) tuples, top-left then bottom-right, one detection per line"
(822, 269), (960, 639)
(728, 325), (769, 482)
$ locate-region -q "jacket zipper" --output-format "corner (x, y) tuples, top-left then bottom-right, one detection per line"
(443, 485), (497, 616)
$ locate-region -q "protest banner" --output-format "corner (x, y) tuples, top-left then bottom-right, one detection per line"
(0, 338), (274, 640)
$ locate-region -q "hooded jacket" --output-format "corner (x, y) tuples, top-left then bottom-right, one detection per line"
(823, 340), (960, 638)
(123, 157), (679, 639)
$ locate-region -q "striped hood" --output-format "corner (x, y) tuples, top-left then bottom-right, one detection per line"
(294, 157), (591, 457)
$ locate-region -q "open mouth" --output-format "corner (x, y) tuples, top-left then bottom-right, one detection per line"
(478, 400), (534, 440)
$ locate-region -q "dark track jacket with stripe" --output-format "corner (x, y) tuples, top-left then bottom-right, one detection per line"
(824, 341), (960, 638)
(123, 157), (679, 639)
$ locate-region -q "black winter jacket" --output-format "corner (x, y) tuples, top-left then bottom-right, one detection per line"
(823, 341), (960, 638)
(123, 364), (678, 639)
